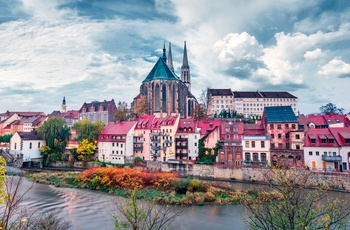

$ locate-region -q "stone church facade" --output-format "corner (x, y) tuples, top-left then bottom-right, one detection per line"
(133, 42), (197, 118)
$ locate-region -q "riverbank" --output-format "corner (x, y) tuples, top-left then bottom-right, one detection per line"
(25, 167), (259, 206)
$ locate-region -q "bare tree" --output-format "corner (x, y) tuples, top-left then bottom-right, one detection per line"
(199, 88), (211, 115)
(242, 168), (350, 230)
(114, 189), (182, 230)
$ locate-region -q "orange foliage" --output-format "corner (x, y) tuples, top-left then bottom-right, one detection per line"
(78, 167), (179, 190)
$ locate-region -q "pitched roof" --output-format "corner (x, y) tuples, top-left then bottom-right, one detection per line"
(16, 132), (42, 140)
(243, 123), (265, 136)
(142, 57), (179, 83)
(329, 127), (350, 146)
(264, 106), (298, 123)
(197, 120), (222, 136)
(177, 118), (197, 133)
(208, 89), (233, 96)
(135, 115), (155, 129)
(304, 128), (338, 147)
(79, 99), (116, 113)
(233, 91), (297, 99)
(150, 116), (178, 129)
(100, 121), (137, 136)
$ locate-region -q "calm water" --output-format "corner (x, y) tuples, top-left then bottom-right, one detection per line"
(13, 177), (350, 230)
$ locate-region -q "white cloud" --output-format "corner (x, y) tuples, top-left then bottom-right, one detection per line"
(304, 48), (324, 60)
(318, 58), (350, 77)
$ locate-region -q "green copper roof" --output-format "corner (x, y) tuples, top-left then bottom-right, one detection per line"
(143, 57), (180, 83)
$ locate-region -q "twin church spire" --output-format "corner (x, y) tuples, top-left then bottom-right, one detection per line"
(162, 41), (191, 92)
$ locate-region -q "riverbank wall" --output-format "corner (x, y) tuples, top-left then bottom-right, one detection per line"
(146, 161), (350, 191)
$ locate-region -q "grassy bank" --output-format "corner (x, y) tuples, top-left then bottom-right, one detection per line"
(26, 167), (257, 206)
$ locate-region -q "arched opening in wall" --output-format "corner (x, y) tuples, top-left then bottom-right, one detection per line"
(295, 155), (303, 167)
(280, 155), (286, 167)
(253, 153), (259, 162)
(288, 155), (294, 167)
(261, 153), (267, 163)
(162, 84), (167, 113)
(187, 99), (192, 117)
(155, 84), (160, 112)
(272, 154), (278, 166)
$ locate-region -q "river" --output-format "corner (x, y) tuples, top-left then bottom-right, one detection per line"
(11, 177), (350, 230)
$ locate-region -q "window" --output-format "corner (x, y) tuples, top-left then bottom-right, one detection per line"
(245, 141), (249, 148)
(296, 134), (300, 139)
(333, 152), (336, 156)
(270, 124), (274, 129)
(252, 141), (255, 148)
(346, 139), (350, 144)
(278, 134), (282, 139)
(292, 124), (296, 129)
(261, 141), (265, 148)
(253, 153), (259, 162)
(329, 139), (334, 144)
(321, 139), (326, 144)
(315, 151), (319, 156)
(286, 143), (290, 149)
(309, 151), (312, 156)
(194, 143), (197, 147)
(296, 145), (300, 150)
(121, 144), (123, 147)
(324, 151), (327, 155)
(245, 153), (251, 162)
(121, 151), (123, 155)
(278, 143), (283, 148)
(29, 142), (32, 149)
(271, 143), (275, 148)
(38, 142), (41, 148)
(271, 134), (275, 139)
(112, 143), (114, 147)
(261, 153), (266, 162)
(14, 143), (17, 150)
(311, 139), (316, 144)
(285, 124), (289, 129)
(286, 133), (289, 138)
(277, 124), (281, 129)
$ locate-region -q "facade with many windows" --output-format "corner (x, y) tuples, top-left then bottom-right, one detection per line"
(242, 136), (270, 167)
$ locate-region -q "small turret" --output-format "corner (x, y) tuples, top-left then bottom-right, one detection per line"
(162, 41), (167, 63)
(181, 41), (191, 92)
(61, 96), (67, 113)
(167, 42), (174, 72)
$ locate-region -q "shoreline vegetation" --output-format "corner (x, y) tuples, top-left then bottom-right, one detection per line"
(25, 167), (262, 206)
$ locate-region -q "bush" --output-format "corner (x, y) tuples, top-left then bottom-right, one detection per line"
(204, 192), (215, 202)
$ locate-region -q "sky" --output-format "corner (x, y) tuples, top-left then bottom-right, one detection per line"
(1, 0), (350, 115)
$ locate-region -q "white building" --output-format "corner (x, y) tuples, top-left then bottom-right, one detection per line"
(242, 135), (270, 166)
(97, 121), (137, 164)
(10, 132), (45, 164)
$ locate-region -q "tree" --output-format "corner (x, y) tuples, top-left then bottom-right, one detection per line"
(73, 119), (104, 142)
(37, 117), (70, 153)
(114, 189), (182, 230)
(114, 101), (131, 121)
(76, 139), (96, 162)
(242, 168), (350, 230)
(319, 103), (344, 115)
(0, 134), (12, 144)
(199, 88), (211, 115)
(191, 104), (208, 120)
(135, 95), (148, 117)
(0, 161), (71, 230)
(197, 140), (222, 165)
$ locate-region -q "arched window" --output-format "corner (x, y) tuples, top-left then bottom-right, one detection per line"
(162, 84), (167, 112)
(154, 84), (160, 112)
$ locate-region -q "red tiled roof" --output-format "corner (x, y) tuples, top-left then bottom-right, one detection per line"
(304, 128), (339, 147)
(63, 110), (79, 119)
(177, 118), (197, 133)
(135, 115), (155, 130)
(197, 120), (222, 136)
(329, 127), (350, 146)
(150, 116), (177, 130)
(243, 123), (265, 136)
(100, 121), (137, 135)
(324, 114), (349, 125)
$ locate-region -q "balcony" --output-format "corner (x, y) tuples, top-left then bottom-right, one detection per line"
(176, 144), (188, 149)
(133, 147), (143, 151)
(176, 138), (187, 141)
(150, 138), (160, 143)
(151, 146), (161, 151)
(322, 155), (342, 162)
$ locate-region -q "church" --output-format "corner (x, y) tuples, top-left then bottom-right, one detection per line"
(133, 42), (197, 118)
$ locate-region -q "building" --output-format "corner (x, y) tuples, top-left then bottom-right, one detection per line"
(304, 127), (350, 171)
(217, 121), (244, 167)
(207, 89), (234, 117)
(242, 123), (270, 167)
(263, 106), (303, 168)
(207, 89), (298, 118)
(133, 115), (155, 161)
(175, 118), (200, 161)
(78, 99), (117, 125)
(97, 121), (137, 164)
(10, 132), (45, 166)
(133, 42), (197, 118)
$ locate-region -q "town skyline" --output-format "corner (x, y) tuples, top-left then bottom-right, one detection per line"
(1, 0), (350, 115)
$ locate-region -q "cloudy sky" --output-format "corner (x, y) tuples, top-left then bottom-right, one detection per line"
(1, 0), (350, 115)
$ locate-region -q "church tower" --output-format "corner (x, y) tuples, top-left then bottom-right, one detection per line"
(181, 41), (191, 92)
(61, 96), (67, 113)
(167, 42), (174, 72)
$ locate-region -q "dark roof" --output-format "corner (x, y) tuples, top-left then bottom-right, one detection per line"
(264, 106), (298, 123)
(142, 57), (179, 83)
(17, 132), (41, 140)
(79, 100), (116, 112)
(208, 89), (233, 96)
(233, 91), (297, 98)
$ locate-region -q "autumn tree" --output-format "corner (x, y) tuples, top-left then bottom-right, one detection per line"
(191, 104), (207, 120)
(114, 101), (131, 121)
(135, 95), (148, 117)
(76, 139), (96, 162)
(73, 119), (104, 142)
(320, 103), (344, 115)
(242, 168), (350, 230)
(114, 189), (182, 230)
